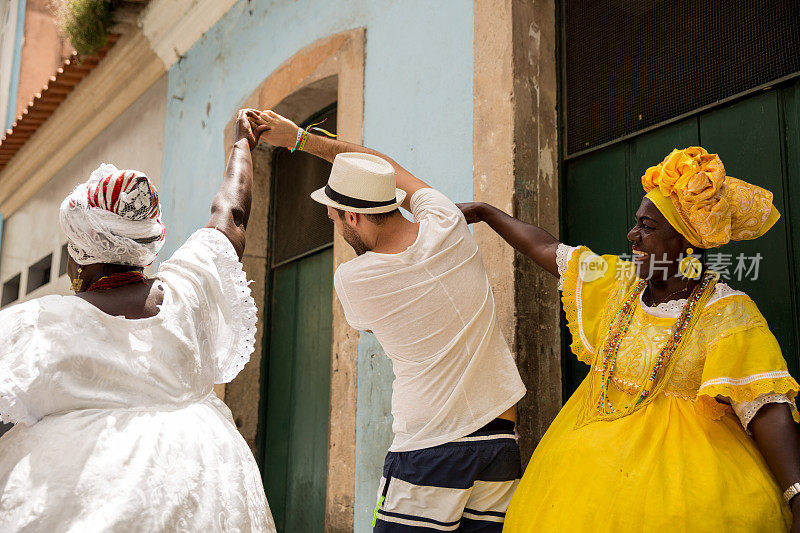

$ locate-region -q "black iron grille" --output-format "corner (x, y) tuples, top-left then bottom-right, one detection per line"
(563, 0), (800, 156)
(271, 107), (336, 267)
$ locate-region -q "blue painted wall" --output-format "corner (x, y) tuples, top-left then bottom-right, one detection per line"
(354, 333), (395, 531)
(159, 1), (473, 530)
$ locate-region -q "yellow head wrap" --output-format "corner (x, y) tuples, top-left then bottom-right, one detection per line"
(641, 147), (780, 248)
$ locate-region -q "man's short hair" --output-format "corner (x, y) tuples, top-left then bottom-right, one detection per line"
(335, 208), (399, 225)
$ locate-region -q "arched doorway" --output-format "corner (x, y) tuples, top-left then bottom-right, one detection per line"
(221, 29), (365, 530)
(261, 106), (336, 532)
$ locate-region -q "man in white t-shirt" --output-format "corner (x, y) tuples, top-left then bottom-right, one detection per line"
(253, 109), (526, 532)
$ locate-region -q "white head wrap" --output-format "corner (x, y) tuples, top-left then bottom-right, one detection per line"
(59, 163), (166, 266)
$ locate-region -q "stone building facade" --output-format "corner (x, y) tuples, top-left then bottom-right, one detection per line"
(0, 2), (563, 531)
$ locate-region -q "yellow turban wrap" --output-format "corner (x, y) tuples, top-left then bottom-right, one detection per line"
(641, 147), (780, 249)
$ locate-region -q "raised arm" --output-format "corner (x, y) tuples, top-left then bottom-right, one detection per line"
(457, 201), (561, 277)
(206, 109), (268, 259)
(253, 110), (428, 211)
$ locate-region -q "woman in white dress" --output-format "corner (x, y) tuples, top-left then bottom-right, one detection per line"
(0, 110), (276, 532)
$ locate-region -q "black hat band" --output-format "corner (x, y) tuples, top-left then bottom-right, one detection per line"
(325, 184), (397, 209)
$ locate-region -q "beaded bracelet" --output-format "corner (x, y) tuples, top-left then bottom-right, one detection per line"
(289, 118), (337, 153)
(290, 128), (304, 153)
(297, 129), (310, 151)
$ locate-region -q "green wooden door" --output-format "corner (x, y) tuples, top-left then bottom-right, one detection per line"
(262, 247), (333, 532)
(563, 80), (800, 397)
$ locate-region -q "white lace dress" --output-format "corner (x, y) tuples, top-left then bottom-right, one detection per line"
(0, 228), (275, 532)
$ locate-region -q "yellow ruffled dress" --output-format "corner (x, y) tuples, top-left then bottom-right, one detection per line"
(504, 247), (799, 532)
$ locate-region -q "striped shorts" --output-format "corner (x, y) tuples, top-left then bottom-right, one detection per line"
(373, 419), (521, 532)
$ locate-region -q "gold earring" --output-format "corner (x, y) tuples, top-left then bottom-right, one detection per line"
(71, 267), (84, 292)
(679, 248), (702, 279)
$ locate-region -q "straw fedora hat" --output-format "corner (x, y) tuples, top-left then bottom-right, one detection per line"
(310, 152), (406, 214)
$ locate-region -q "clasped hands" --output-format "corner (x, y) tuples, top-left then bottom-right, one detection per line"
(234, 108), (301, 151)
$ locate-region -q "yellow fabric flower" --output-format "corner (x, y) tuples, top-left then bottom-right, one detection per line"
(641, 147), (780, 248)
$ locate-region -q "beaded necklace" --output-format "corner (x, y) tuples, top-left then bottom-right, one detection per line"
(591, 271), (716, 419)
(86, 271), (148, 292)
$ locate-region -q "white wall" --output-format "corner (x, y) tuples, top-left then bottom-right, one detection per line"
(0, 73), (168, 307)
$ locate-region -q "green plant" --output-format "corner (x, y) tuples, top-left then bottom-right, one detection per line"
(51, 0), (112, 55)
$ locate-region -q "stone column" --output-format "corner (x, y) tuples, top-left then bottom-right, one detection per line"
(473, 0), (561, 462)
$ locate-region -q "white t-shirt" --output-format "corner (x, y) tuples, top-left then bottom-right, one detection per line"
(334, 188), (526, 452)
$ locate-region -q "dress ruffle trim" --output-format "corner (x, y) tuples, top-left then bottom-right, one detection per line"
(561, 246), (593, 365)
(201, 229), (258, 384)
(555, 244), (576, 291)
(0, 377), (37, 426)
(697, 376), (800, 423)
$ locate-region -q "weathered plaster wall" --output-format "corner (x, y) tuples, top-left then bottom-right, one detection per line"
(473, 0), (516, 346)
(353, 333), (394, 532)
(0, 74), (167, 306)
(510, 0), (561, 459)
(159, 1), (473, 531)
(473, 0), (561, 462)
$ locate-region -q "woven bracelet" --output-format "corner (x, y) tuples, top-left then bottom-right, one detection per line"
(290, 128), (303, 153)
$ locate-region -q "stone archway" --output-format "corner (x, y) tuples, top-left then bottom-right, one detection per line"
(220, 28), (365, 531)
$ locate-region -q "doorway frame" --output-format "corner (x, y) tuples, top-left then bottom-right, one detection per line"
(219, 28), (365, 531)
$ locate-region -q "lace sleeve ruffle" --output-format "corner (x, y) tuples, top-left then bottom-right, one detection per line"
(560, 245), (594, 365)
(696, 313), (800, 423)
(732, 392), (797, 431)
(556, 244), (578, 291)
(161, 228), (258, 384)
(696, 373), (800, 423)
(198, 229), (257, 384)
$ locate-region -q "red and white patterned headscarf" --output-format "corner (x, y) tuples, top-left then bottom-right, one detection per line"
(59, 163), (166, 266)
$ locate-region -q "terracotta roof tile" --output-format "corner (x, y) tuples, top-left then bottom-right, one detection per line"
(0, 34), (120, 171)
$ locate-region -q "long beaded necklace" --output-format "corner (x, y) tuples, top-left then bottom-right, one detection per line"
(595, 271), (716, 416)
(86, 271), (148, 292)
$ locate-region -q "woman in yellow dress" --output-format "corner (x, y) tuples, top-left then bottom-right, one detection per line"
(459, 147), (800, 531)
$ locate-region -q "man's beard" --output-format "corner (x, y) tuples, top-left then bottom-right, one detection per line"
(342, 223), (370, 256)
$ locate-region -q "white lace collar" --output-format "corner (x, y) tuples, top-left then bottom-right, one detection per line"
(639, 282), (745, 318)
